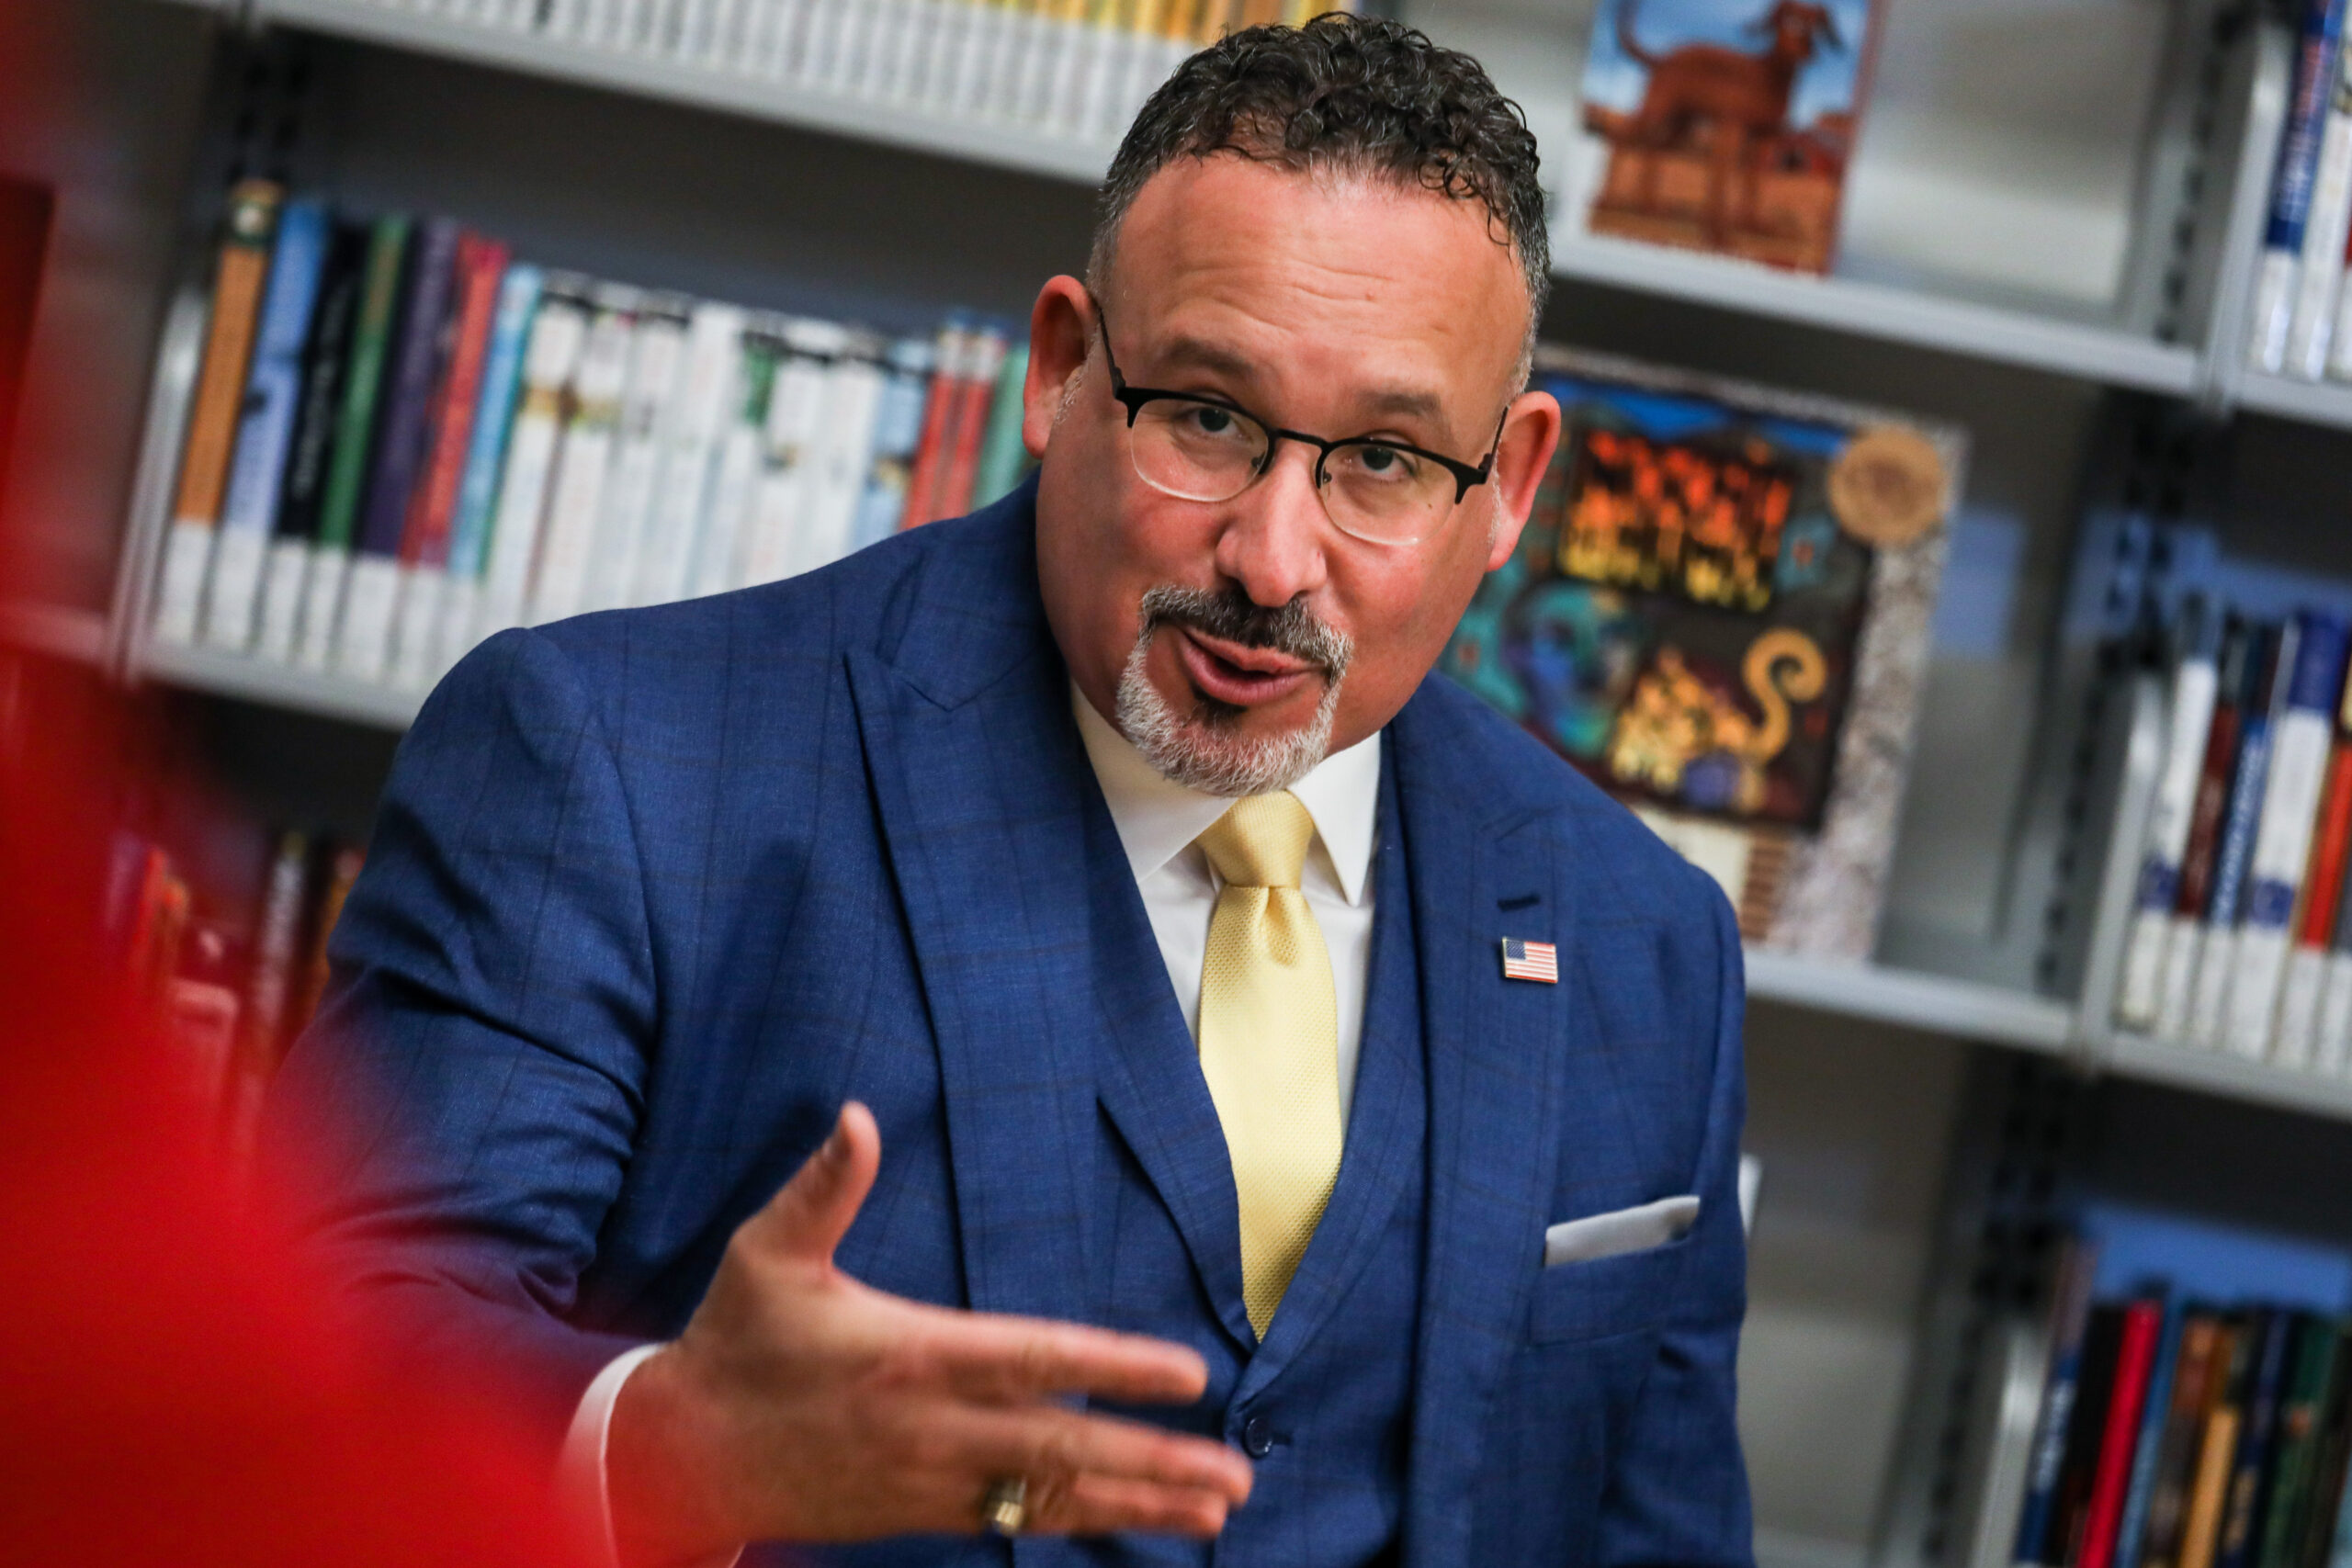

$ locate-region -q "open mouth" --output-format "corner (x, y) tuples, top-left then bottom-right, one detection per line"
(1174, 626), (1319, 708)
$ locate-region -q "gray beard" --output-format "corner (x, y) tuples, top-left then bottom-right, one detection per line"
(1111, 588), (1351, 798)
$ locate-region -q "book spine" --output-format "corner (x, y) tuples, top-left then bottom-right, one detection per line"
(850, 334), (934, 552)
(155, 179), (284, 647)
(220, 828), (310, 1168)
(2122, 1303), (2195, 1568)
(2251, 0), (2347, 375)
(2163, 621), (2255, 1040)
(969, 339), (1032, 509)
(2086, 1301), (2172, 1568)
(295, 215), (413, 672)
(2190, 625), (2290, 1048)
(2256, 1324), (2343, 1568)
(2284, 729), (2352, 1069)
(202, 197), (330, 653)
(339, 216), (463, 683)
(583, 299), (688, 614)
(2121, 613), (2225, 1030)
(286, 844), (365, 1050)
(2324, 1401), (2352, 1568)
(391, 235), (510, 691)
(631, 299), (744, 608)
(936, 325), (1006, 521)
(527, 288), (637, 625)
(800, 342), (888, 574)
(254, 220), (369, 665)
(2290, 39), (2352, 378)
(478, 281), (592, 637)
(900, 321), (968, 528)
(2019, 1244), (2105, 1565)
(2145, 1314), (2227, 1568)
(435, 261), (543, 675)
(687, 325), (779, 599)
(2232, 614), (2351, 1062)
(2219, 1314), (2297, 1568)
(741, 318), (837, 587)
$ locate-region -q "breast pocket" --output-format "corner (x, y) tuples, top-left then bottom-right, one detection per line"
(1527, 1230), (1695, 1346)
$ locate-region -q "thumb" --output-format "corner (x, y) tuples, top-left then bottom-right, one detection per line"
(751, 1100), (881, 1266)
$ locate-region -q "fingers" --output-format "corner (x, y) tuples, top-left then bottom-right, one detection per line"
(914, 1310), (1212, 1405)
(746, 1101), (882, 1264)
(934, 1403), (1253, 1508)
(1029, 1472), (1236, 1539)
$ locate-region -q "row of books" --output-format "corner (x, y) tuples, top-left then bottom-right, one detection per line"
(2112, 603), (2352, 1068)
(105, 828), (364, 1168)
(2246, 0), (2352, 383)
(349, 0), (1346, 147)
(152, 180), (1033, 693)
(2010, 1247), (2352, 1568)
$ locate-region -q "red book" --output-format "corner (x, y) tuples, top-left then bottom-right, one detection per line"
(2177, 702), (2244, 919)
(2299, 740), (2352, 946)
(2080, 1299), (2167, 1568)
(899, 324), (965, 530)
(401, 234), (509, 569)
(935, 330), (1005, 522)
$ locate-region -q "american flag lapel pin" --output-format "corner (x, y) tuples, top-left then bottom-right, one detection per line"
(1500, 937), (1558, 985)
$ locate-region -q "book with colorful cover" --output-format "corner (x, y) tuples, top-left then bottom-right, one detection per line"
(1442, 345), (1961, 959)
(1569, 0), (1883, 276)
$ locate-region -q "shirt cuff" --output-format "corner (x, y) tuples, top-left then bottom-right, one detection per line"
(558, 1344), (743, 1568)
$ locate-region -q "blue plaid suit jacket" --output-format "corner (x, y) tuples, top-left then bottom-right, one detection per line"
(273, 479), (1754, 1568)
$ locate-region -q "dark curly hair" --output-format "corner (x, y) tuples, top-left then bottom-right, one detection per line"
(1091, 12), (1548, 364)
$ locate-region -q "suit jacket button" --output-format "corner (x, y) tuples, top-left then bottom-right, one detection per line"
(1241, 1416), (1275, 1459)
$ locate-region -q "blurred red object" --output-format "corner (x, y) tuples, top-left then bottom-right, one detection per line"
(0, 666), (596, 1566)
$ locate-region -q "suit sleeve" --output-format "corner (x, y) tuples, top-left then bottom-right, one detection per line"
(1597, 875), (1757, 1568)
(262, 626), (656, 1455)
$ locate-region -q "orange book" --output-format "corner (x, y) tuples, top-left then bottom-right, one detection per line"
(2179, 1406), (2243, 1568)
(170, 180), (285, 531)
(2299, 741), (2352, 947)
(935, 329), (1006, 522)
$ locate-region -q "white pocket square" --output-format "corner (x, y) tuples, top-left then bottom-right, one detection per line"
(1544, 1195), (1702, 1267)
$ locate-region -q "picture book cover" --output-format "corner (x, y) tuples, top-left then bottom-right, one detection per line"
(1442, 344), (1962, 959)
(1569, 0), (1883, 275)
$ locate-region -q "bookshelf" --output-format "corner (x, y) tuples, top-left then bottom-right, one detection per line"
(56, 3), (2352, 1568)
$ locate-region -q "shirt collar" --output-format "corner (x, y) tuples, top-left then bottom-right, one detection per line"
(1070, 682), (1381, 907)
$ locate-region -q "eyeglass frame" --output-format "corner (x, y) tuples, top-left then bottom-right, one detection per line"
(1086, 291), (1509, 529)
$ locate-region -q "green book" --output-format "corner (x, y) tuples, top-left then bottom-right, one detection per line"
(968, 341), (1031, 509)
(315, 215), (412, 552)
(2257, 1317), (2344, 1568)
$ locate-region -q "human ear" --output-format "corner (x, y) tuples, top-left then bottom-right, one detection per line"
(1482, 388), (1562, 571)
(1023, 276), (1094, 460)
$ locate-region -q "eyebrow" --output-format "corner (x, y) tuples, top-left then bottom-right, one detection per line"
(1149, 333), (1451, 432)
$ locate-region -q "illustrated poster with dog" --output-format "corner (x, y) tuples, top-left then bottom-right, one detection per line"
(1442, 345), (1962, 959)
(1570, 0), (1883, 274)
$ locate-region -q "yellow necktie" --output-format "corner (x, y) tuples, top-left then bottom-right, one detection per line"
(1193, 792), (1343, 1338)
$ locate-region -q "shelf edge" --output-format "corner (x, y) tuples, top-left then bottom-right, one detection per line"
(137, 639), (427, 729)
(1741, 951), (2074, 1052)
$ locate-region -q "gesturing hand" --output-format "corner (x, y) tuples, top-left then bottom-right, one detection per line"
(606, 1102), (1254, 1565)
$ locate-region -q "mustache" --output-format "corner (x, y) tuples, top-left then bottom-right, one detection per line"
(1137, 585), (1353, 681)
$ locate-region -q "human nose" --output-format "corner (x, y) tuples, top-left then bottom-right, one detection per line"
(1212, 440), (1330, 608)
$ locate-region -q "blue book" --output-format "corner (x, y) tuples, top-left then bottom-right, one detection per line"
(446, 261), (543, 583)
(2251, 0), (2352, 371)
(2188, 623), (2294, 1043)
(2217, 1311), (2299, 1568)
(2018, 1241), (2102, 1566)
(2115, 1294), (2188, 1568)
(202, 197), (330, 649)
(354, 216), (463, 562)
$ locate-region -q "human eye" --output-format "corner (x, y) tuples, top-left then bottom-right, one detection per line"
(1175, 400), (1248, 439)
(1335, 441), (1428, 486)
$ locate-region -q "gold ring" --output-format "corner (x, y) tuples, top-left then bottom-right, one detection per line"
(980, 1475), (1029, 1536)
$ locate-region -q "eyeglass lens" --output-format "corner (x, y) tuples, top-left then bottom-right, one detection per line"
(1127, 396), (1455, 545)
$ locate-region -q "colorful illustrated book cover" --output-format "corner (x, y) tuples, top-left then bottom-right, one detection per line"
(1443, 345), (1962, 959)
(1569, 0), (1883, 275)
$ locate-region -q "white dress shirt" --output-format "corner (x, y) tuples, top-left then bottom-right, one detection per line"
(560, 684), (1385, 1566)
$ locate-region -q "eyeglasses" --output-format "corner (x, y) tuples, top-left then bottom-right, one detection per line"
(1090, 294), (1505, 548)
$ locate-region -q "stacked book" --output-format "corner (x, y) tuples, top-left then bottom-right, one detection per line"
(2111, 600), (2352, 1070)
(2009, 1244), (2352, 1568)
(349, 0), (1344, 148)
(151, 180), (1032, 694)
(2245, 0), (2352, 383)
(106, 826), (364, 1168)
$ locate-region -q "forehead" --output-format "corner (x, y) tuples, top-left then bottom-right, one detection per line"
(1106, 154), (1529, 399)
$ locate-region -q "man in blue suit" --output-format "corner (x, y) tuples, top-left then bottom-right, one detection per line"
(274, 14), (1752, 1567)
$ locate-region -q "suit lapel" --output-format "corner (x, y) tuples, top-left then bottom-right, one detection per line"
(844, 503), (1102, 1329)
(1392, 689), (1575, 1568)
